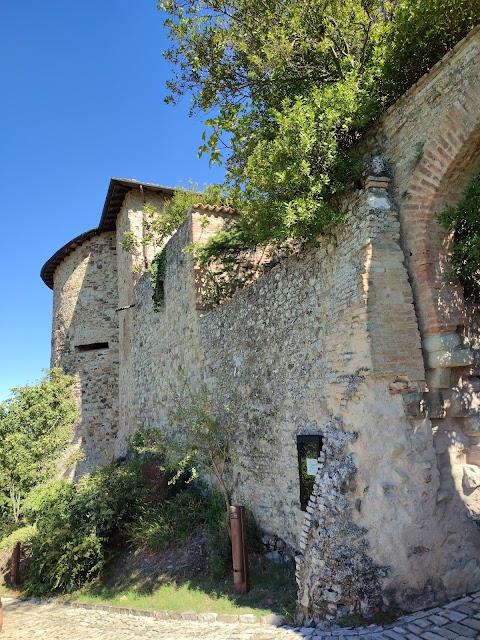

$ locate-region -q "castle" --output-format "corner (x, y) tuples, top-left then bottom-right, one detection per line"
(41, 28), (480, 621)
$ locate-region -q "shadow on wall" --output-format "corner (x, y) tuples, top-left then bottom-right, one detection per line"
(408, 125), (480, 596)
(50, 232), (120, 480)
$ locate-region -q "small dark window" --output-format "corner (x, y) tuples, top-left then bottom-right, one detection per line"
(297, 435), (323, 511)
(75, 342), (109, 352)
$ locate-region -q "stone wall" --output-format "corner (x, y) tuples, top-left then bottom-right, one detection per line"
(110, 175), (480, 618)
(45, 27), (480, 623)
(363, 26), (480, 606)
(51, 232), (119, 477)
(114, 210), (205, 455)
(115, 190), (170, 452)
(113, 204), (254, 458)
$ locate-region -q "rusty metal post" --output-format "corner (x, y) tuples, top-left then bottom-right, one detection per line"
(11, 541), (20, 585)
(229, 505), (250, 594)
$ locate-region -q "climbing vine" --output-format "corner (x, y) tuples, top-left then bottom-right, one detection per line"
(149, 249), (167, 311)
(157, 0), (480, 257)
(122, 2), (480, 309)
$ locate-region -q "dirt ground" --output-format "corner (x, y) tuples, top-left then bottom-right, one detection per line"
(103, 528), (211, 592)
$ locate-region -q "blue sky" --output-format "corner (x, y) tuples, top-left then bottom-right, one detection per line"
(0, 0), (224, 401)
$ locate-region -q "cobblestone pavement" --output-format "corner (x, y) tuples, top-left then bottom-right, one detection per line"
(2, 592), (480, 639)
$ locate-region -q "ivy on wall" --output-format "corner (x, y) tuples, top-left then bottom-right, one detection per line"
(149, 248), (167, 311)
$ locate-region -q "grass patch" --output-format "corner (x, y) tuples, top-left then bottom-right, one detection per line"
(71, 555), (296, 621)
(339, 607), (402, 628)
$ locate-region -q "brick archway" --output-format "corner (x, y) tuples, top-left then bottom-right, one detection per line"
(400, 93), (480, 356)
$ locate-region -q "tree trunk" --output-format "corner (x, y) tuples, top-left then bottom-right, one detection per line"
(211, 460), (232, 540)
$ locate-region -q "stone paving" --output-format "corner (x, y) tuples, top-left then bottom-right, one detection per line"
(2, 593), (480, 639)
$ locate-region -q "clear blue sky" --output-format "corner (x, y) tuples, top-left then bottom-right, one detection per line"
(0, 0), (224, 402)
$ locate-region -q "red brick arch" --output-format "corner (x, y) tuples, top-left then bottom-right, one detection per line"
(401, 94), (480, 338)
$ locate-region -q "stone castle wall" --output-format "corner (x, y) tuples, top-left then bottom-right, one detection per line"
(45, 28), (480, 621)
(51, 232), (119, 477)
(364, 27), (480, 611)
(115, 190), (170, 452)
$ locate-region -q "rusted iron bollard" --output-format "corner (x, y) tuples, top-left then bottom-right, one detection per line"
(11, 541), (20, 585)
(229, 505), (250, 594)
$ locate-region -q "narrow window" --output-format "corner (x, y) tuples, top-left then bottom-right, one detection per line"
(75, 342), (109, 352)
(297, 435), (323, 511)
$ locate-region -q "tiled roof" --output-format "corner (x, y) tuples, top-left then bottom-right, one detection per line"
(40, 178), (175, 289)
(192, 203), (240, 214)
(99, 179), (174, 230)
(40, 228), (101, 290)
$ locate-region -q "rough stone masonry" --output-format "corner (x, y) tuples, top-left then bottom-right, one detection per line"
(41, 27), (480, 622)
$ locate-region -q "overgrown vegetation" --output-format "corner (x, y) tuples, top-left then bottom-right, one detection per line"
(118, 2), (480, 308)
(437, 172), (480, 300)
(22, 456), (160, 595)
(380, 0), (480, 102)
(120, 183), (234, 259)
(149, 248), (167, 310)
(120, 182), (236, 310)
(10, 444), (263, 596)
(0, 369), (77, 524)
(0, 373), (279, 604)
(15, 453), (189, 594)
(142, 0), (480, 267)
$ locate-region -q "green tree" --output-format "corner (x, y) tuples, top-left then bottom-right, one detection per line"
(0, 368), (77, 523)
(132, 381), (274, 534)
(156, 0), (479, 256)
(160, 0), (394, 246)
(381, 0), (480, 102)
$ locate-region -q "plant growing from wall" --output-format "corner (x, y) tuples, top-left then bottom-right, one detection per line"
(119, 182), (235, 259)
(119, 183), (235, 310)
(154, 0), (480, 261)
(0, 369), (77, 524)
(138, 380), (275, 534)
(149, 248), (167, 310)
(437, 171), (480, 301)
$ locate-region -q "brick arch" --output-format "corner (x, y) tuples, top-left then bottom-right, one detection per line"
(401, 95), (480, 340)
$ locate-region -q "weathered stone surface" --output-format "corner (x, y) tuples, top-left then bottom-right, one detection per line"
(51, 232), (120, 477)
(44, 27), (480, 627)
(426, 368), (451, 390)
(423, 391), (446, 418)
(426, 348), (474, 369)
(441, 561), (480, 598)
(463, 465), (480, 491)
(403, 393), (426, 419)
(423, 334), (461, 354)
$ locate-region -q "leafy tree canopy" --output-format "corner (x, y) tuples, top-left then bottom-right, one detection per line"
(153, 0), (479, 264)
(0, 368), (77, 523)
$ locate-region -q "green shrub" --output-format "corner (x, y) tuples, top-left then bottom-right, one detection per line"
(382, 0), (480, 104)
(21, 442), (265, 594)
(437, 172), (480, 300)
(23, 458), (166, 595)
(0, 524), (36, 551)
(24, 480), (107, 594)
(125, 486), (209, 551)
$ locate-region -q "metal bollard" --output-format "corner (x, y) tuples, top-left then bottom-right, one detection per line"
(229, 505), (250, 594)
(11, 541), (20, 585)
